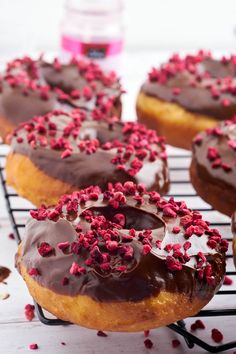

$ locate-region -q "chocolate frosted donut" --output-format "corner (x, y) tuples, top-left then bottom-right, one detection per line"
(137, 51), (236, 149)
(190, 118), (236, 216)
(6, 110), (169, 206)
(0, 56), (122, 141)
(16, 183), (228, 331)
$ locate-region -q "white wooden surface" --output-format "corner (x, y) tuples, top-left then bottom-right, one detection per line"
(0, 52), (235, 353)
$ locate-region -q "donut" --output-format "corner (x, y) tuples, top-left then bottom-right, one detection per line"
(0, 56), (122, 141)
(6, 110), (169, 206)
(16, 183), (228, 331)
(136, 50), (236, 149)
(190, 117), (236, 216)
(232, 212), (236, 267)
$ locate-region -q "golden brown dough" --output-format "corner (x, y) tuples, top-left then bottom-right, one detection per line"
(136, 93), (217, 150)
(17, 251), (209, 332)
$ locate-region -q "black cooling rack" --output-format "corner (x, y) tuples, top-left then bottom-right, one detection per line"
(0, 144), (236, 353)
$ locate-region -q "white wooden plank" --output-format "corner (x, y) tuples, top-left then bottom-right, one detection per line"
(2, 320), (235, 354)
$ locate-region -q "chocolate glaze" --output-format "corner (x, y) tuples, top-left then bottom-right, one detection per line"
(0, 57), (121, 128)
(40, 61), (121, 110)
(40, 63), (92, 93)
(192, 120), (236, 191)
(10, 113), (169, 194)
(0, 266), (11, 283)
(40, 61), (120, 92)
(19, 190), (226, 303)
(141, 55), (236, 119)
(0, 83), (57, 126)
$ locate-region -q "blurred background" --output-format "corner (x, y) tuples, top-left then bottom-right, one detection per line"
(1, 0), (236, 57)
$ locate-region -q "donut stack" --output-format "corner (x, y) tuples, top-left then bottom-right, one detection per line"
(2, 52), (232, 330)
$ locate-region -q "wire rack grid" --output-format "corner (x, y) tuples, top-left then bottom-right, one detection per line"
(0, 143), (235, 353)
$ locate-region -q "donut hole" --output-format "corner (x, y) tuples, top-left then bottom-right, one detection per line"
(89, 206), (165, 231)
(79, 123), (124, 144)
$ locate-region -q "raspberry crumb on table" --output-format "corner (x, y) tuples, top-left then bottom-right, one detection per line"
(172, 339), (180, 348)
(144, 339), (153, 349)
(223, 275), (233, 285)
(29, 343), (38, 350)
(24, 304), (35, 321)
(211, 328), (223, 343)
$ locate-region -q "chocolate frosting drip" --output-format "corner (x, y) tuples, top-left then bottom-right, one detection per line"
(141, 53), (236, 119)
(19, 189), (226, 303)
(0, 83), (57, 125)
(192, 119), (236, 190)
(0, 57), (121, 126)
(11, 112), (169, 193)
(40, 61), (121, 110)
(40, 63), (94, 93)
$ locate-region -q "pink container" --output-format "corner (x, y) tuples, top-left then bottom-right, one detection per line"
(60, 0), (124, 70)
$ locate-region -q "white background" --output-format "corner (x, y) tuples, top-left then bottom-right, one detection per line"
(0, 0), (236, 57)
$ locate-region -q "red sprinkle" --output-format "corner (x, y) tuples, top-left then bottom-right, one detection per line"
(28, 268), (40, 276)
(172, 87), (181, 95)
(195, 320), (206, 329)
(190, 319), (205, 331)
(144, 339), (153, 349)
(172, 226), (181, 234)
(61, 149), (72, 159)
(211, 328), (223, 343)
(143, 244), (152, 255)
(228, 139), (236, 150)
(166, 256), (182, 271)
(221, 163), (232, 172)
(70, 262), (86, 275)
(183, 241), (191, 251)
(207, 147), (219, 161)
(29, 343), (38, 350)
(223, 275), (233, 285)
(62, 277), (69, 286)
(163, 206), (177, 218)
(8, 233), (15, 240)
(116, 265), (127, 273)
(58, 242), (70, 252)
(24, 304), (35, 321)
(38, 242), (54, 257)
(113, 213), (126, 227)
(193, 135), (203, 146)
(222, 98), (231, 107)
(83, 86), (93, 100)
(195, 319), (206, 329)
(172, 339), (181, 348)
